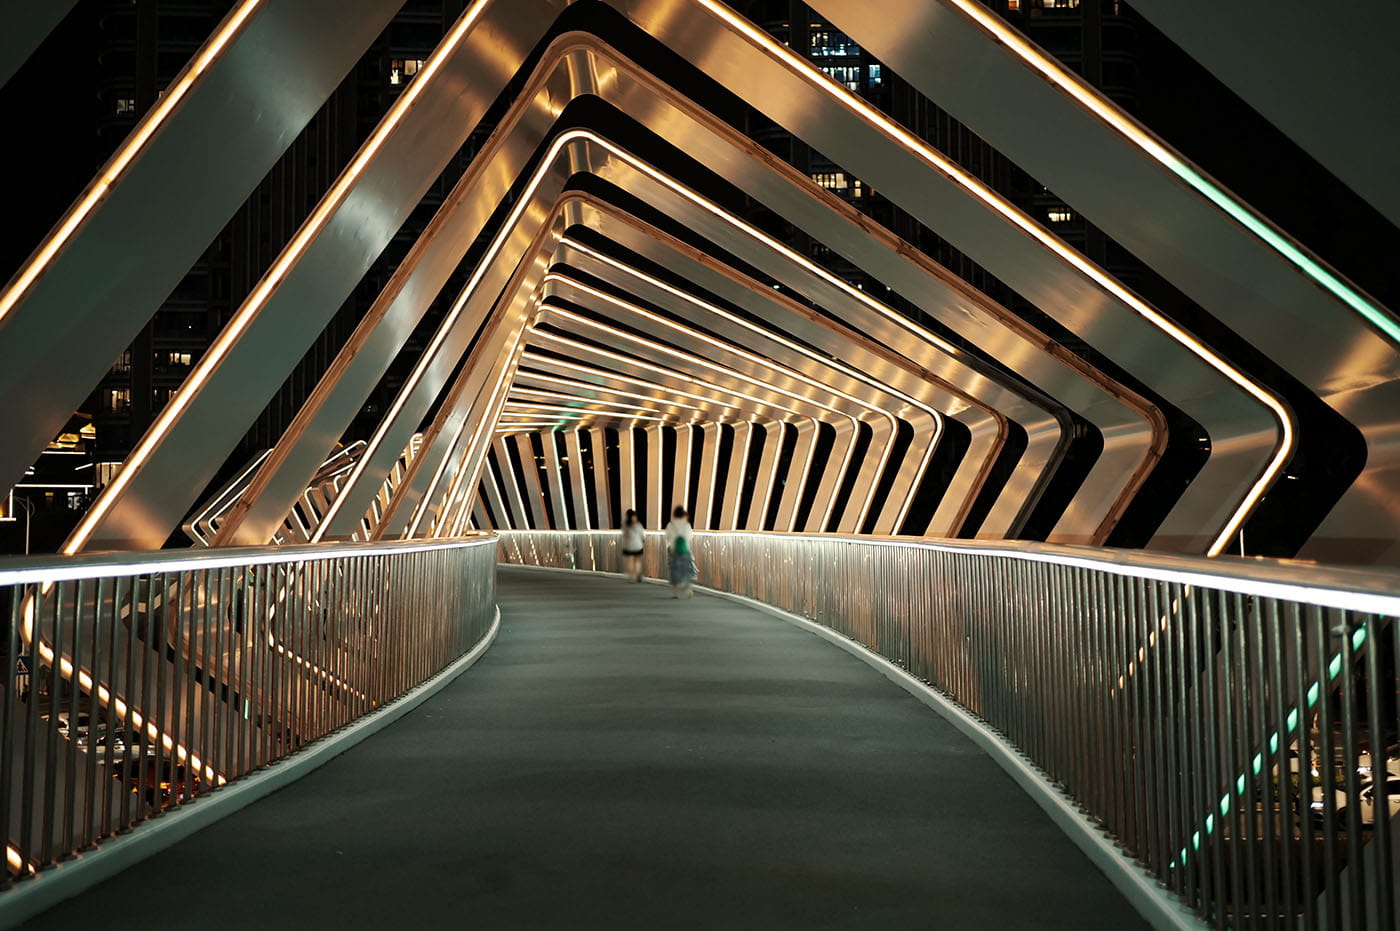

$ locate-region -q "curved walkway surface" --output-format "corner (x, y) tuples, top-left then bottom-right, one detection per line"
(24, 567), (1147, 930)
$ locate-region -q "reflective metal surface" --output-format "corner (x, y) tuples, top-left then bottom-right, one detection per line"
(64, 34), (1165, 553)
(501, 528), (1400, 929)
(0, 0), (404, 504)
(1122, 0), (1400, 229)
(813, 0), (1400, 563)
(1, 0), (1394, 567)
(0, 535), (497, 884)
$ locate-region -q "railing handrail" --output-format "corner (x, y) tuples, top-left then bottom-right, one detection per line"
(501, 529), (1400, 928)
(505, 529), (1400, 615)
(0, 533), (496, 586)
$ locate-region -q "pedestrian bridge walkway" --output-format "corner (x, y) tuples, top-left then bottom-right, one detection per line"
(20, 567), (1143, 930)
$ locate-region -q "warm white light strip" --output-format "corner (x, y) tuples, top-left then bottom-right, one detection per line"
(314, 130), (595, 539)
(529, 328), (809, 529)
(0, 537), (493, 587)
(6, 843), (29, 876)
(0, 0), (266, 327)
(539, 295), (860, 529)
(516, 372), (713, 416)
(528, 330), (808, 420)
(65, 0), (496, 555)
(926, 0), (1399, 346)
(541, 282), (857, 424)
(695, 0), (1293, 556)
(187, 448), (273, 546)
(522, 354), (759, 419)
(412, 332), (529, 539)
(559, 236), (942, 528)
(504, 399), (680, 421)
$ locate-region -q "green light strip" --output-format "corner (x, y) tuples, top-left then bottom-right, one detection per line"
(1172, 164), (1400, 345)
(1173, 625), (1368, 868)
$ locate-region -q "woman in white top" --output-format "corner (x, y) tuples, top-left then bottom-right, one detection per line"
(664, 506), (697, 598)
(619, 509), (645, 583)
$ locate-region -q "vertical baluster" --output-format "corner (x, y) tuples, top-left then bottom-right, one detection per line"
(1, 587), (22, 883)
(1289, 601), (1317, 931)
(1266, 598), (1297, 930)
(1338, 610), (1365, 927)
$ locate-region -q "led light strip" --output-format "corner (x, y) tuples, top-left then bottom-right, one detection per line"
(510, 385), (713, 422)
(9, 539), (492, 783)
(410, 331), (530, 540)
(415, 265), (828, 540)
(330, 125), (945, 545)
(186, 448), (273, 545)
(543, 271), (897, 530)
(924, 0), (1400, 345)
(544, 273), (888, 431)
(312, 130), (598, 539)
(525, 327), (817, 531)
(537, 298), (861, 529)
(694, 0), (1295, 556)
(20, 592), (223, 785)
(1173, 624), (1370, 869)
(503, 400), (688, 421)
(559, 236), (943, 529)
(0, 0), (265, 327)
(515, 372), (717, 418)
(521, 354), (779, 419)
(503, 528), (1400, 615)
(64, 0), (496, 556)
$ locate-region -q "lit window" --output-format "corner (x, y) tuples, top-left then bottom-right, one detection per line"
(388, 59), (425, 86)
(104, 387), (131, 413)
(810, 171), (848, 191)
(1047, 207), (1074, 223)
(1007, 0), (1020, 9)
(111, 350), (132, 375)
(809, 27), (858, 57)
(167, 351), (193, 366)
(852, 180), (864, 198)
(1038, 0), (1079, 8)
(867, 65), (882, 87)
(115, 97), (136, 115)
(820, 64), (861, 91)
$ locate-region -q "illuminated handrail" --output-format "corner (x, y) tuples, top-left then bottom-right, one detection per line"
(501, 529), (1400, 928)
(1, 535), (497, 887)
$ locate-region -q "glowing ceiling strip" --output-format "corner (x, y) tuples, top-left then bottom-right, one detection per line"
(927, 0), (1400, 345)
(63, 0), (495, 556)
(695, 0), (1295, 556)
(559, 235), (943, 529)
(0, 0), (265, 328)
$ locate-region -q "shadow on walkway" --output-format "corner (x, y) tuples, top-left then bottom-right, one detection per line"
(22, 567), (1147, 930)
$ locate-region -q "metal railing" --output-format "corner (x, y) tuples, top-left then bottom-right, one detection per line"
(1, 535), (497, 885)
(500, 529), (1400, 930)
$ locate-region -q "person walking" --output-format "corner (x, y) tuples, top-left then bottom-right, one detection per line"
(664, 506), (697, 598)
(620, 509), (645, 583)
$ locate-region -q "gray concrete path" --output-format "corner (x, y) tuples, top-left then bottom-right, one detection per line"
(24, 568), (1147, 930)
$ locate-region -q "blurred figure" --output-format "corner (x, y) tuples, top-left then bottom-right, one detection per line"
(665, 506), (696, 598)
(620, 509), (645, 583)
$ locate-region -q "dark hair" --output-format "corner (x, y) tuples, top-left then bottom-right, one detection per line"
(672, 506), (688, 519)
(624, 509), (639, 525)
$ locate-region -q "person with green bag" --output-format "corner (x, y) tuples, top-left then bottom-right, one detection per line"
(664, 506), (697, 598)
